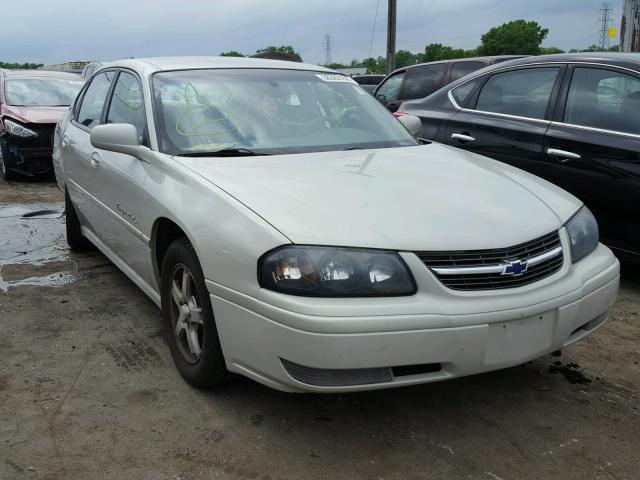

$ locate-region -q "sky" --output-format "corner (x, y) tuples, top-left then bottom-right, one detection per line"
(1, 0), (625, 66)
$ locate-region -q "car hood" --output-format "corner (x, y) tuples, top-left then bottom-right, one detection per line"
(177, 144), (582, 251)
(1, 105), (70, 124)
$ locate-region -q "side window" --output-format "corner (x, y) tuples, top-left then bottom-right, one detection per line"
(475, 67), (560, 120)
(564, 67), (640, 135)
(375, 72), (405, 101)
(451, 77), (483, 107)
(401, 64), (446, 100)
(106, 72), (146, 142)
(450, 61), (485, 82)
(76, 71), (115, 129)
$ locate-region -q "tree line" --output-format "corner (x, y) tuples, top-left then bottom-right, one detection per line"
(2, 19), (622, 73)
(220, 20), (620, 75)
(327, 20), (620, 74)
(0, 61), (43, 69)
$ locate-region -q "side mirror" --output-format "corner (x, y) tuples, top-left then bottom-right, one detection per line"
(90, 123), (153, 163)
(397, 114), (422, 137)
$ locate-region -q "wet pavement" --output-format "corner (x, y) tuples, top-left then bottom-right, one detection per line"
(0, 178), (639, 480)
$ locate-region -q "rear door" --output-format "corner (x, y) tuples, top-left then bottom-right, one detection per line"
(445, 65), (564, 175)
(543, 65), (640, 256)
(62, 70), (117, 232)
(374, 70), (406, 112)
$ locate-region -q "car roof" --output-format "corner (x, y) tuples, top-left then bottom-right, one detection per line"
(386, 55), (526, 76)
(104, 56), (334, 77)
(484, 52), (640, 71)
(2, 70), (83, 79)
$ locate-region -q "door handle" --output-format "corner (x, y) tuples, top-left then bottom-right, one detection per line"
(451, 133), (476, 143)
(90, 151), (101, 168)
(61, 135), (69, 149)
(546, 148), (581, 163)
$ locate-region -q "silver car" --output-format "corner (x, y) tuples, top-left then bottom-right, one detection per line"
(53, 57), (619, 393)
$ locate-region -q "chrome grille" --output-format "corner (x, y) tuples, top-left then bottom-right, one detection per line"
(416, 231), (564, 291)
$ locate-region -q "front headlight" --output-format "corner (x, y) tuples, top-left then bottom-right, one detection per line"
(259, 246), (416, 297)
(565, 206), (599, 263)
(3, 119), (38, 138)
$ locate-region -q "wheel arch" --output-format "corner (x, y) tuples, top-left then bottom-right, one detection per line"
(151, 217), (199, 284)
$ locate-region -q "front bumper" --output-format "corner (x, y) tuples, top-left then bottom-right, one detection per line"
(1, 127), (55, 176)
(209, 242), (620, 393)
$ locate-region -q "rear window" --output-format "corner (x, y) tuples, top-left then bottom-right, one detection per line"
(402, 64), (446, 100)
(450, 61), (485, 82)
(451, 78), (483, 107)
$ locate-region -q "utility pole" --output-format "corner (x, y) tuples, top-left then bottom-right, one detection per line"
(386, 0), (396, 74)
(621, 0), (640, 52)
(598, 2), (614, 50)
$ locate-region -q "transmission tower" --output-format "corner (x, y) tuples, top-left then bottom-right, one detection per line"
(599, 2), (614, 50)
(324, 34), (333, 65)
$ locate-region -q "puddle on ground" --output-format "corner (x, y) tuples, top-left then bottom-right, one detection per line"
(0, 202), (76, 292)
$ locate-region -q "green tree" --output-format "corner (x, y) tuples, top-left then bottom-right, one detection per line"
(422, 43), (470, 62)
(395, 49), (418, 68)
(254, 45), (302, 62)
(361, 56), (386, 74)
(539, 47), (565, 55)
(0, 61), (44, 69)
(477, 19), (549, 55)
(324, 63), (346, 70)
(219, 50), (244, 57)
(569, 44), (619, 53)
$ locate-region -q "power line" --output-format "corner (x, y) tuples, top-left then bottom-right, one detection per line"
(368, 0), (381, 59)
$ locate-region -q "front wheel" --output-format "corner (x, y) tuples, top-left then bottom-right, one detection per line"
(161, 237), (229, 388)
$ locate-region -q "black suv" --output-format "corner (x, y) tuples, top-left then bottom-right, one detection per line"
(399, 53), (640, 261)
(374, 56), (525, 112)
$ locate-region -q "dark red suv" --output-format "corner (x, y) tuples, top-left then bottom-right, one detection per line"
(374, 55), (526, 112)
(0, 70), (83, 179)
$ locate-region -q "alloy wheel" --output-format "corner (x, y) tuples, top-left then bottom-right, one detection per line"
(169, 263), (204, 364)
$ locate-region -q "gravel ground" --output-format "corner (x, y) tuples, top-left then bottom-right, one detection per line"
(0, 177), (638, 480)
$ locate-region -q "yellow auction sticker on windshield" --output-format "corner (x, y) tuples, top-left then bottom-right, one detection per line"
(315, 73), (357, 83)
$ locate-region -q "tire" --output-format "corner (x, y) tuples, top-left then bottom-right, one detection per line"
(65, 188), (93, 251)
(161, 237), (229, 388)
(0, 139), (16, 181)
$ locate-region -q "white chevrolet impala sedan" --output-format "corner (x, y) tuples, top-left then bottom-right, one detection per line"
(53, 57), (620, 392)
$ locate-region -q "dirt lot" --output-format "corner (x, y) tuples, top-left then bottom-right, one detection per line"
(0, 177), (638, 480)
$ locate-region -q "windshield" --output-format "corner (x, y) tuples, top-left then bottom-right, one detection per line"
(5, 77), (84, 107)
(152, 69), (417, 156)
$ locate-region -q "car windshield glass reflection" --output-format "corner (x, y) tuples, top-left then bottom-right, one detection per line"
(5, 78), (83, 107)
(153, 69), (417, 156)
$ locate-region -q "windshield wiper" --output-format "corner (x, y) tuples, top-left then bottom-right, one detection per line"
(344, 146), (364, 150)
(178, 148), (270, 157)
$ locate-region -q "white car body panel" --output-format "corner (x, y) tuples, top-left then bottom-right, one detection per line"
(177, 143), (582, 251)
(52, 57), (620, 393)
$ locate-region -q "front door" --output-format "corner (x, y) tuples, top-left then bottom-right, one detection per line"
(89, 70), (155, 284)
(374, 70), (406, 112)
(543, 65), (640, 257)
